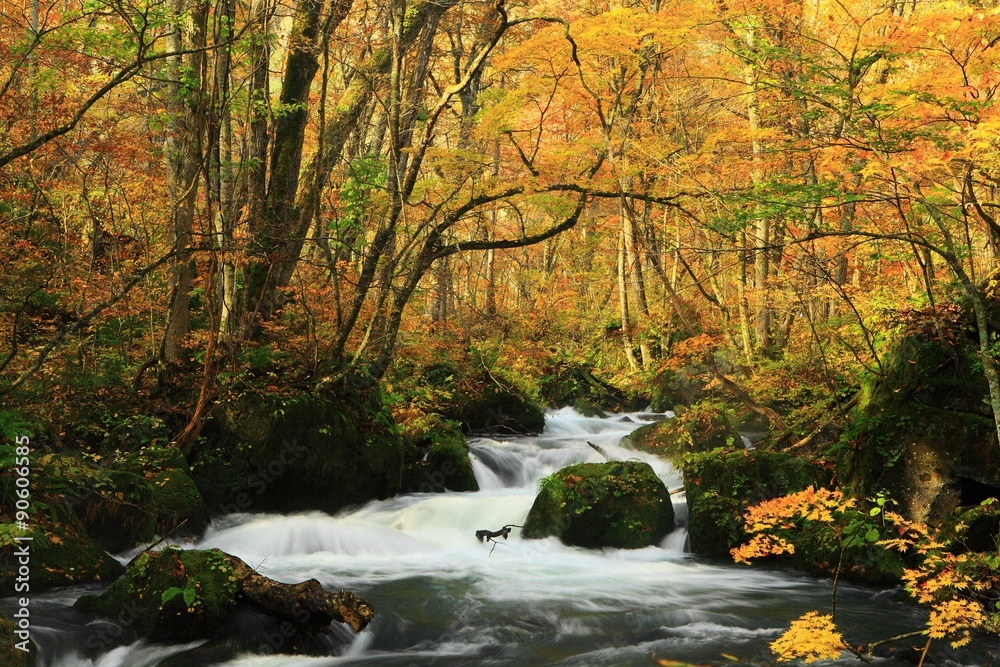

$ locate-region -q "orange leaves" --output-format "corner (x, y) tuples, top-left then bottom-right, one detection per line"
(731, 533), (794, 564)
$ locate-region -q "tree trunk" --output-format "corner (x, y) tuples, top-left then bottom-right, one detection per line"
(162, 0), (209, 361)
(617, 227), (640, 371)
(744, 28), (772, 353)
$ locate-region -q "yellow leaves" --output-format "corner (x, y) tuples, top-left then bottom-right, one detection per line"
(769, 612), (845, 664)
(927, 599), (985, 648)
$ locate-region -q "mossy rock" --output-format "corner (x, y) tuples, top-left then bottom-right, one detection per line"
(523, 461), (674, 548)
(74, 547), (374, 647)
(449, 378), (545, 434)
(622, 400), (738, 465)
(681, 449), (832, 557)
(539, 361), (636, 413)
(77, 469), (157, 553)
(843, 303), (1000, 523)
(1, 512), (124, 594)
(194, 383), (403, 515)
(649, 364), (707, 412)
(0, 611), (33, 666)
(76, 548), (238, 641)
(146, 469), (211, 537)
(400, 414), (478, 493)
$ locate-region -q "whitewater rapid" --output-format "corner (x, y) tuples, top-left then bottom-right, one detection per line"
(9, 408), (968, 666)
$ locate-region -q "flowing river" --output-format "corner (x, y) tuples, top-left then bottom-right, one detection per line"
(8, 409), (994, 666)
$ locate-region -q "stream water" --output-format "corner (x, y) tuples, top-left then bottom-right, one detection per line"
(8, 409), (995, 666)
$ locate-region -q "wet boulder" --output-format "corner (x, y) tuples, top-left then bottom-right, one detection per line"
(75, 548), (373, 644)
(538, 360), (638, 415)
(400, 414), (478, 493)
(449, 377), (545, 435)
(523, 461), (674, 548)
(621, 400), (739, 466)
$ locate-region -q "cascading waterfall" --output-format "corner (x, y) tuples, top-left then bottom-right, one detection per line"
(6, 408), (982, 667)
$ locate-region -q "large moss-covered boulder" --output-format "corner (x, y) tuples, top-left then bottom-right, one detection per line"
(194, 383), (403, 515)
(539, 361), (638, 415)
(523, 461), (674, 548)
(1, 512), (124, 594)
(844, 303), (1000, 523)
(76, 468), (157, 553)
(146, 470), (211, 536)
(449, 376), (545, 434)
(124, 446), (210, 538)
(75, 548), (373, 644)
(682, 449), (832, 556)
(400, 414), (478, 493)
(76, 549), (239, 641)
(622, 400), (739, 465)
(70, 446), (209, 551)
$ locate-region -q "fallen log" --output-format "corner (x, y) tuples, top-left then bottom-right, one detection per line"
(230, 557), (373, 633)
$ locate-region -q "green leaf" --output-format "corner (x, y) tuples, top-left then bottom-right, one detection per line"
(183, 586), (197, 607)
(865, 528), (880, 542)
(161, 587), (183, 604)
(869, 507), (881, 516)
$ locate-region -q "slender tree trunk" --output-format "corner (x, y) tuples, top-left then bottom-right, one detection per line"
(211, 0), (237, 338)
(618, 227), (640, 371)
(738, 231), (754, 361)
(744, 28), (772, 353)
(162, 0), (209, 361)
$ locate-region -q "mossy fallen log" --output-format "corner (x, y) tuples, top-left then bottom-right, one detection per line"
(75, 548), (373, 643)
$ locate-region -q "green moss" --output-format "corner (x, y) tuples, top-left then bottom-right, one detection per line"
(523, 461), (674, 548)
(681, 449), (832, 556)
(75, 548), (239, 641)
(449, 378), (546, 434)
(841, 305), (1000, 521)
(146, 469), (210, 537)
(78, 469), (157, 553)
(401, 414), (478, 493)
(623, 400), (738, 465)
(1, 512), (124, 594)
(194, 383), (404, 514)
(539, 361), (636, 413)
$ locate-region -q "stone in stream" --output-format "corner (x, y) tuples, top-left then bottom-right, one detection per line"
(620, 399), (739, 466)
(400, 413), (479, 493)
(523, 461), (675, 548)
(74, 548), (373, 646)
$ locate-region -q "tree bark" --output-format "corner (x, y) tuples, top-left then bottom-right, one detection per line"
(229, 555), (374, 633)
(162, 0), (209, 361)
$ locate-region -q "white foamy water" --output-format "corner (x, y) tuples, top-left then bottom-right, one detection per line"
(14, 408), (969, 667)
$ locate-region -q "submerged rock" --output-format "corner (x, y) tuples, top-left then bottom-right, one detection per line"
(523, 461), (674, 548)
